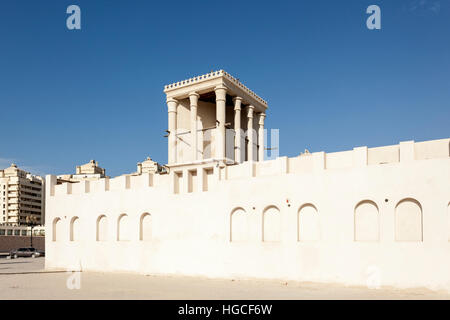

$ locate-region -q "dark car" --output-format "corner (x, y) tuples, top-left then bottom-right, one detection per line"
(9, 247), (44, 259)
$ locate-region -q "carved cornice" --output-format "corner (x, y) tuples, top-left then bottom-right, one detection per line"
(164, 70), (267, 108)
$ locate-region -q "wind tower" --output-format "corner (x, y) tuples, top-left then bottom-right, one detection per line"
(163, 70), (268, 169)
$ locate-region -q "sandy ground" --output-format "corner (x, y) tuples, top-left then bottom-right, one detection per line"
(1, 258), (449, 300)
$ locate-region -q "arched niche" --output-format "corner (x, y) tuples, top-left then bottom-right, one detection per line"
(263, 205), (281, 242)
(52, 217), (61, 242)
(117, 214), (130, 241)
(354, 200), (379, 242)
(230, 207), (248, 242)
(140, 213), (152, 241)
(70, 216), (79, 242)
(298, 203), (320, 241)
(96, 215), (108, 242)
(395, 198), (423, 242)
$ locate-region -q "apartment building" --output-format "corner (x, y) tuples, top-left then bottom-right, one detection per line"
(0, 163), (44, 226)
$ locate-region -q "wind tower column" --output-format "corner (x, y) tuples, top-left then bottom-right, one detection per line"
(215, 85), (227, 160)
(167, 98), (178, 164)
(258, 112), (265, 162)
(189, 92), (200, 161)
(247, 105), (255, 161)
(233, 97), (243, 163)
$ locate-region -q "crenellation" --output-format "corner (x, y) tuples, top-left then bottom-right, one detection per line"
(147, 173), (154, 187)
(414, 138), (450, 160)
(313, 152), (326, 171)
(44, 139), (450, 202)
(353, 146), (368, 168)
(288, 155), (314, 174)
(54, 182), (70, 196)
(109, 175), (131, 191)
(400, 141), (415, 163)
(254, 157), (288, 177)
(129, 174), (144, 189)
(326, 150), (354, 170)
(90, 177), (109, 193)
(368, 144), (400, 165)
(45, 175), (57, 197)
(46, 139), (450, 199)
(71, 180), (90, 194)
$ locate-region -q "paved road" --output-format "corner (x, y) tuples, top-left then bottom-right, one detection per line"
(0, 257), (47, 274)
(1, 258), (450, 300)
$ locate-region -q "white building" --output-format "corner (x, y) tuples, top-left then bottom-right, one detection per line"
(0, 164), (44, 225)
(45, 70), (450, 292)
(57, 160), (107, 182)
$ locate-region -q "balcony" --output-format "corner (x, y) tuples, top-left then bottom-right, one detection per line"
(19, 193), (41, 200)
(7, 191), (19, 197)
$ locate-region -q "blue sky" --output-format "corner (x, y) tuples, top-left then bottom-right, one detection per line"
(0, 0), (449, 177)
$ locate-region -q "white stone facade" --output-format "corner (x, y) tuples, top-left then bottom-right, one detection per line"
(45, 71), (450, 292)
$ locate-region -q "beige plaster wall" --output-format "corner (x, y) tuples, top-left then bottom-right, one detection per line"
(45, 138), (450, 292)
